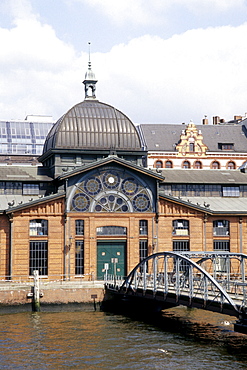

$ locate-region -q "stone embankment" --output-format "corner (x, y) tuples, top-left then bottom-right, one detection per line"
(0, 280), (105, 307)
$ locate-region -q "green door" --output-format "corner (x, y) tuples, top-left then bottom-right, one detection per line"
(97, 241), (126, 280)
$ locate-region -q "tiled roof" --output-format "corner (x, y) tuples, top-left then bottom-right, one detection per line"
(138, 123), (247, 152)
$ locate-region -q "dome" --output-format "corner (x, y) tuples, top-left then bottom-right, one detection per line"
(43, 100), (142, 153)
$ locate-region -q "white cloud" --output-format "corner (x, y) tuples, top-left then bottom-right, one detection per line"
(78, 0), (246, 26)
(1, 0), (247, 125)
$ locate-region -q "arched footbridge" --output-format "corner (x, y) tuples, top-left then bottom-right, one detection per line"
(104, 252), (247, 334)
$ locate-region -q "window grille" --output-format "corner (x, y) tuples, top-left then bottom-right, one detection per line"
(75, 220), (84, 235)
(173, 240), (190, 251)
(29, 241), (48, 276)
(75, 241), (84, 275)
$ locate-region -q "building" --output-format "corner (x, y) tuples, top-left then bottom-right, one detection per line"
(138, 119), (247, 170)
(1, 62), (247, 282)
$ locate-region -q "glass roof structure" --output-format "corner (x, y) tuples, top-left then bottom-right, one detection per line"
(0, 118), (54, 156)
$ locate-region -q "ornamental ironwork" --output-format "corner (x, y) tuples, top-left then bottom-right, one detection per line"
(70, 168), (153, 213)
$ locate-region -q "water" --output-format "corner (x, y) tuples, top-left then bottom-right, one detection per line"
(0, 305), (246, 369)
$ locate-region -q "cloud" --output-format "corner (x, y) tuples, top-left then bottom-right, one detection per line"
(1, 0), (247, 125)
(77, 0), (246, 26)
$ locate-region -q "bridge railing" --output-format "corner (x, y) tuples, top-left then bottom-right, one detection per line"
(120, 252), (247, 313)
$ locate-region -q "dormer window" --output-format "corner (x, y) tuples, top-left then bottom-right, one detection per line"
(218, 143), (234, 150)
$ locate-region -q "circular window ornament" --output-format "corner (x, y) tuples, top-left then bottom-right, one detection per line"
(121, 177), (138, 195)
(102, 171), (120, 189)
(85, 177), (102, 195)
(72, 193), (90, 212)
(133, 193), (150, 212)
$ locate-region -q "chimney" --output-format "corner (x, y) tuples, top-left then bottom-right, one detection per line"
(202, 115), (208, 125)
(213, 116), (220, 125)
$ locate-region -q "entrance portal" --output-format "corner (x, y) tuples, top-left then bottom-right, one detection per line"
(97, 241), (126, 280)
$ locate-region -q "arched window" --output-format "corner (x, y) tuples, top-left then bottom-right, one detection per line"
(182, 161), (191, 169)
(29, 219), (48, 236)
(189, 142), (195, 152)
(227, 161), (236, 170)
(212, 161), (220, 169)
(213, 220), (230, 236)
(165, 160), (173, 168)
(155, 160), (163, 169)
(172, 219), (189, 236)
(194, 161), (202, 169)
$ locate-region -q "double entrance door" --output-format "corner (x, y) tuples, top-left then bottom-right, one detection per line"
(97, 241), (126, 280)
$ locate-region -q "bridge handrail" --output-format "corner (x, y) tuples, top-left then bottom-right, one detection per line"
(121, 251), (240, 313)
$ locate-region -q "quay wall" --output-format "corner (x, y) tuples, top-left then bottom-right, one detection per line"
(0, 281), (105, 306)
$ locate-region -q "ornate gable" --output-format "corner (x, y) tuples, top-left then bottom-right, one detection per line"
(176, 121), (208, 157)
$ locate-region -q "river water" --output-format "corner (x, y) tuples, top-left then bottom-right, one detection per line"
(0, 304), (247, 369)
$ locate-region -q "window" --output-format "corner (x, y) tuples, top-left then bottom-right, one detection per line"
(219, 143), (234, 150)
(173, 240), (190, 251)
(139, 240), (148, 272)
(30, 220), (48, 236)
(213, 240), (230, 251)
(75, 220), (84, 235)
(212, 161), (220, 169)
(29, 241), (48, 276)
(194, 161), (202, 169)
(213, 240), (230, 272)
(96, 226), (127, 236)
(173, 240), (190, 271)
(213, 220), (229, 236)
(139, 220), (148, 235)
(189, 143), (195, 152)
(155, 160), (163, 169)
(227, 161), (236, 170)
(75, 241), (84, 275)
(182, 161), (190, 169)
(172, 220), (189, 236)
(222, 186), (240, 197)
(23, 183), (39, 195)
(165, 160), (173, 168)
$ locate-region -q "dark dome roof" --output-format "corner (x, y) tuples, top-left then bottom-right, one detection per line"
(43, 100), (141, 153)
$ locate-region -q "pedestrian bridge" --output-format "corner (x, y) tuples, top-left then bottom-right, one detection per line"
(104, 251), (247, 334)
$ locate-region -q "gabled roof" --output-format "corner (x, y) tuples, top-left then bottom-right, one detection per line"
(138, 123), (247, 152)
(57, 155), (165, 181)
(4, 192), (65, 214)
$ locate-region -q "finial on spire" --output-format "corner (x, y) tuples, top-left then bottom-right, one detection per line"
(83, 42), (98, 100)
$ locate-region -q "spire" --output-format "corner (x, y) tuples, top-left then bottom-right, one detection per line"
(83, 42), (98, 100)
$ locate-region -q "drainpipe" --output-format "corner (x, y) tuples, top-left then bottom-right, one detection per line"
(203, 213), (208, 252)
(239, 217), (243, 254)
(7, 213), (13, 280)
(154, 180), (159, 253)
(64, 179), (68, 280)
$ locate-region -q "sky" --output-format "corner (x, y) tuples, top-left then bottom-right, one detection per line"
(0, 0), (247, 124)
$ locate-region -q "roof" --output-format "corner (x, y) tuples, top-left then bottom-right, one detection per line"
(138, 123), (247, 152)
(0, 166), (52, 182)
(159, 193), (247, 215)
(43, 100), (142, 153)
(159, 169), (247, 184)
(57, 155), (165, 181)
